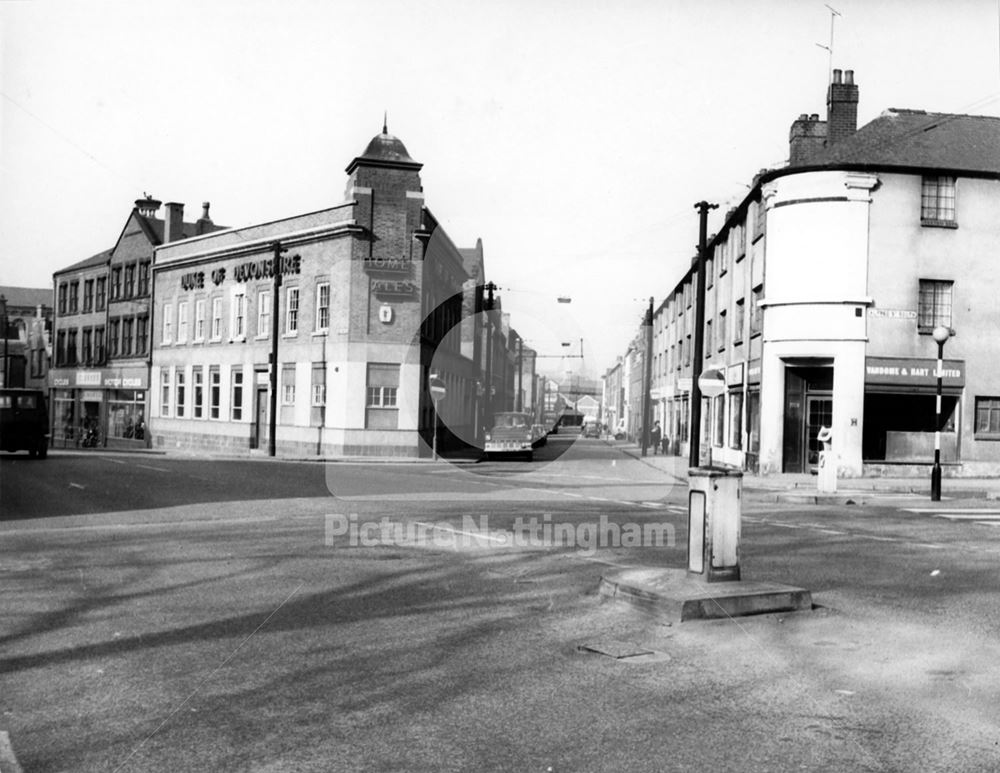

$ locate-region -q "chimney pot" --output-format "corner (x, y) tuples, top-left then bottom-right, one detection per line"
(832, 68), (843, 84)
(810, 113), (819, 120)
(798, 113), (808, 120)
(201, 202), (211, 219)
(845, 69), (854, 85)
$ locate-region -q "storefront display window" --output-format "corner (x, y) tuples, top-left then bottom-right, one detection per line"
(108, 390), (146, 441)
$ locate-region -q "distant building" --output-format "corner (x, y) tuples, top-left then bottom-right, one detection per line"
(0, 286), (52, 389)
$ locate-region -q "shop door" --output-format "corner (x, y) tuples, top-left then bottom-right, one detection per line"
(252, 386), (268, 449)
(783, 371), (806, 472)
(805, 395), (833, 472)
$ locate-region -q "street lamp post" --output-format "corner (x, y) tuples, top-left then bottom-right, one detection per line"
(930, 324), (951, 501)
(0, 294), (7, 388)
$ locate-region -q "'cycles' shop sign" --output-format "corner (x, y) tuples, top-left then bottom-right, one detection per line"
(50, 369), (149, 390)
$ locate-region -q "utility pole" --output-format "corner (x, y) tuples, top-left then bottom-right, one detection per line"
(268, 242), (286, 457)
(516, 334), (523, 412)
(483, 282), (496, 431)
(689, 200), (718, 468)
(641, 296), (654, 457)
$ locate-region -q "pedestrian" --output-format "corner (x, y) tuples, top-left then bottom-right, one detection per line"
(650, 420), (662, 455)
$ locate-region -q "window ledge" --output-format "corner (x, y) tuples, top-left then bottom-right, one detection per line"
(313, 330), (329, 337)
(921, 218), (958, 229)
(974, 433), (1000, 441)
(918, 327), (956, 336)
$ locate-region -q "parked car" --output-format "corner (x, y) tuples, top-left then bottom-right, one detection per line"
(614, 419), (627, 440)
(484, 412), (535, 461)
(582, 419), (601, 438)
(0, 388), (49, 458)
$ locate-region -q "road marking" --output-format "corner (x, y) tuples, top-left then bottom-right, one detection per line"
(69, 482), (86, 489)
(640, 501), (665, 508)
(135, 464), (170, 472)
(101, 457), (127, 465)
(903, 508), (1000, 514)
(413, 521), (508, 543)
(1, 515), (278, 536)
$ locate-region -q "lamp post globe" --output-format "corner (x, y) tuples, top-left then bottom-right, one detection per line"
(930, 324), (950, 501)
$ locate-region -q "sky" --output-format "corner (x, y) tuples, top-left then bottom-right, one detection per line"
(3, 0), (1000, 377)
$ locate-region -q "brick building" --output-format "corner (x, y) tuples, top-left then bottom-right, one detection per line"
(50, 197), (222, 448)
(150, 125), (490, 456)
(0, 286), (52, 389)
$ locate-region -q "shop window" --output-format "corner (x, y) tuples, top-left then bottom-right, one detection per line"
(194, 300), (205, 341)
(109, 390), (145, 440)
(282, 363), (296, 405)
(257, 291), (271, 339)
(175, 369), (186, 418)
(921, 176), (956, 226)
(209, 367), (221, 419)
(366, 363), (400, 429)
(160, 369), (171, 417)
(316, 283), (330, 332)
(177, 301), (189, 343)
(193, 367), (204, 418)
(975, 397), (1000, 439)
(96, 277), (107, 311)
(729, 391), (743, 449)
(286, 287), (299, 334)
(231, 367), (243, 421)
(918, 279), (953, 333)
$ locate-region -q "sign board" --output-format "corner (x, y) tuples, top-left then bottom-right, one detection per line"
(428, 375), (446, 402)
(864, 356), (965, 387)
(697, 368), (726, 398)
(868, 308), (917, 319)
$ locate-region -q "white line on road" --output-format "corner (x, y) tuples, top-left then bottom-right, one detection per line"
(640, 501), (666, 508)
(413, 521), (508, 543)
(68, 482), (85, 490)
(903, 508), (1000, 514)
(2, 515), (278, 536)
(135, 464), (170, 472)
(101, 458), (127, 465)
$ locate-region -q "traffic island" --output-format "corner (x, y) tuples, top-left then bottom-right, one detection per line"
(599, 464), (813, 622)
(598, 567), (812, 622)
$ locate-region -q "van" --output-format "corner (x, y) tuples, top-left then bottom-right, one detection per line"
(0, 388), (49, 458)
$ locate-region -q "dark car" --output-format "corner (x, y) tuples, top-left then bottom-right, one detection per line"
(0, 388), (49, 458)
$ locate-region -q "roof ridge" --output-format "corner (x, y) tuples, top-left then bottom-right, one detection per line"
(885, 107), (1000, 121)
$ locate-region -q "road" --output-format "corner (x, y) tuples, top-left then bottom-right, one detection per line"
(2, 437), (1000, 771)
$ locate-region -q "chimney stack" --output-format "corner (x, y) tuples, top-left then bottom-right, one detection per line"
(789, 113), (827, 166)
(164, 202), (185, 243)
(827, 68), (859, 146)
(196, 201), (214, 235)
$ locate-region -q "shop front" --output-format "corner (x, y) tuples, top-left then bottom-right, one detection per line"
(862, 356), (964, 464)
(49, 367), (149, 449)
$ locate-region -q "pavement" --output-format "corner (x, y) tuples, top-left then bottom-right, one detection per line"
(612, 438), (1000, 504)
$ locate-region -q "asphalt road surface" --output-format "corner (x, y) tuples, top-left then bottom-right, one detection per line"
(3, 438), (1000, 771)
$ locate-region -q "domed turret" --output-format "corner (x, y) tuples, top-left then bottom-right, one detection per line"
(346, 118), (422, 174)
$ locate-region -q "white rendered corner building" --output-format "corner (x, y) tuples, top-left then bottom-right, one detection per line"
(650, 69), (1000, 477)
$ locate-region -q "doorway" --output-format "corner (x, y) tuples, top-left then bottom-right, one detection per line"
(782, 363), (833, 473)
(252, 385), (268, 449)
